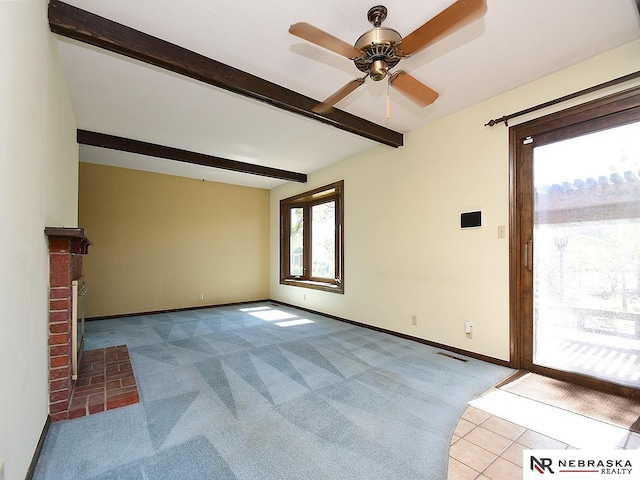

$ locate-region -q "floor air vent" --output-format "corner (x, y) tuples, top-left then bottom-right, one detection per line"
(437, 352), (468, 362)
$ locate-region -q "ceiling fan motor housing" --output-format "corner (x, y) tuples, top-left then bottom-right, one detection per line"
(354, 27), (403, 81)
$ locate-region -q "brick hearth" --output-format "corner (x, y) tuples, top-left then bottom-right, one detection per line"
(45, 228), (140, 421)
(68, 345), (139, 419)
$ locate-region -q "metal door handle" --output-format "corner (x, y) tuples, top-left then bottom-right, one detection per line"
(524, 240), (533, 271)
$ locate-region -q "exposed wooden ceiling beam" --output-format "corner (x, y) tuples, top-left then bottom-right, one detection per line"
(77, 130), (308, 183)
(49, 0), (403, 148)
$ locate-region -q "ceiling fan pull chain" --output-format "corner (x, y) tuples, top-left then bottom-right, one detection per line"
(386, 75), (391, 119)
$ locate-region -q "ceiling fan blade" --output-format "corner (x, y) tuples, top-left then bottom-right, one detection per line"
(289, 22), (361, 59)
(389, 71), (439, 107)
(399, 0), (487, 56)
(312, 77), (367, 114)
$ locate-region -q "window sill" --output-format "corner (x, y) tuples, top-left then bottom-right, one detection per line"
(281, 278), (344, 294)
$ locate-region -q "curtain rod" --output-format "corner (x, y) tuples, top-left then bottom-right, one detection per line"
(484, 70), (640, 127)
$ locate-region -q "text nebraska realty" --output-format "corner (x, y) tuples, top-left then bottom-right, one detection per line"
(528, 451), (638, 477)
(558, 459), (632, 475)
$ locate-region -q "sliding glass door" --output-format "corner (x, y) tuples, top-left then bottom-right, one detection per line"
(511, 86), (640, 396)
(532, 121), (640, 389)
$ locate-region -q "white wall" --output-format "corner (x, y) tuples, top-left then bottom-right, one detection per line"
(0, 1), (78, 478)
(270, 40), (640, 362)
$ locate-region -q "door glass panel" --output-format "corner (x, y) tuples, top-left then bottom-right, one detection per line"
(289, 207), (304, 276)
(311, 201), (335, 278)
(533, 121), (640, 389)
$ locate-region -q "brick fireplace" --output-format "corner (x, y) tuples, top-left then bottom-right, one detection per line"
(44, 227), (91, 421)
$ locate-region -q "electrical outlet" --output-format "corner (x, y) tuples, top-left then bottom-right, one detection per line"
(465, 321), (473, 339)
(411, 315), (417, 326)
(199, 293), (204, 300)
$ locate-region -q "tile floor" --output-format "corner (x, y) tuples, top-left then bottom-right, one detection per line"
(448, 388), (640, 479)
(66, 344), (139, 420)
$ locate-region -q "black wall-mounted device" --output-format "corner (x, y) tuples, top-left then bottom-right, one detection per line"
(461, 211), (482, 229)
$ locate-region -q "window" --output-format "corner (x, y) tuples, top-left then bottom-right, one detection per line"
(280, 181), (344, 293)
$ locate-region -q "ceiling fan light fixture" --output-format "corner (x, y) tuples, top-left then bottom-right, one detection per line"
(370, 59), (388, 81)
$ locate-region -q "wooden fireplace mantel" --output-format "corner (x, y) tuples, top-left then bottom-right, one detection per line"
(44, 227), (91, 254)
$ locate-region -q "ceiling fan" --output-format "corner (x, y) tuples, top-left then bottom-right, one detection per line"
(289, 0), (487, 114)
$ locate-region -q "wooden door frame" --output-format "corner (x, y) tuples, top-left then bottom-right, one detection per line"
(509, 84), (640, 397)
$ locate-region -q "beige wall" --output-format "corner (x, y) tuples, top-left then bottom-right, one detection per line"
(79, 163), (270, 317)
(270, 39), (640, 362)
(0, 1), (78, 478)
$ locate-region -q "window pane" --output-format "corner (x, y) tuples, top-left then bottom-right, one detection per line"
(289, 207), (304, 276)
(532, 121), (640, 388)
(311, 201), (335, 278)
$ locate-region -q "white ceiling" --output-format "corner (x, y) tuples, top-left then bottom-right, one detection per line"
(56, 0), (640, 189)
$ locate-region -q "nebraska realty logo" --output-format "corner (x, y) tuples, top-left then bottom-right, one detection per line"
(523, 450), (640, 478)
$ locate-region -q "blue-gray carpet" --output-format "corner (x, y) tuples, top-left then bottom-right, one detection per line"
(34, 302), (512, 479)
